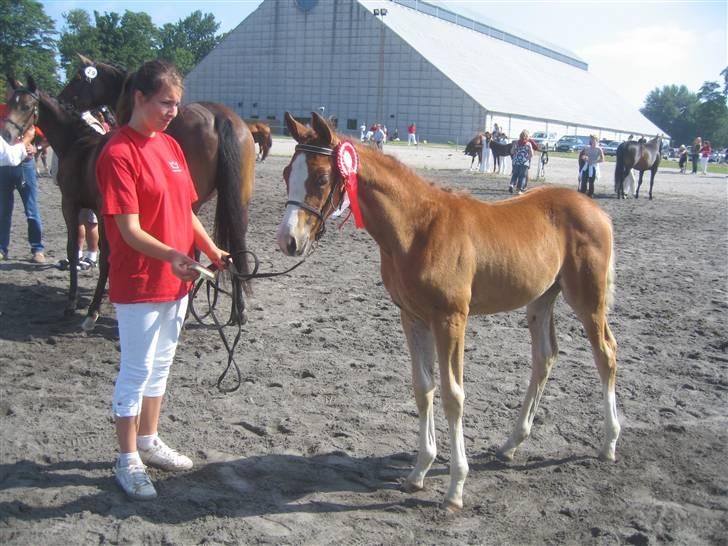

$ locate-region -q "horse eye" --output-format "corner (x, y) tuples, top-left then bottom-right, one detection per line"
(317, 175), (329, 186)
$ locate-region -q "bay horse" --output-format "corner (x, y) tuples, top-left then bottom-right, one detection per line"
(3, 76), (110, 325)
(247, 121), (273, 161)
(57, 56), (256, 322)
(463, 132), (486, 169)
(5, 76), (249, 329)
(614, 136), (661, 199)
(276, 112), (620, 510)
(490, 139), (514, 174)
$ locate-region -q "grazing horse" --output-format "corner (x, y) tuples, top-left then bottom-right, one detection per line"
(247, 121), (273, 161)
(276, 112), (620, 510)
(614, 136), (661, 199)
(3, 77), (110, 324)
(490, 139), (514, 173)
(57, 56), (256, 320)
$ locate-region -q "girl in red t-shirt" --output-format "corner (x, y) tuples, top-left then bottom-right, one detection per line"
(96, 60), (227, 500)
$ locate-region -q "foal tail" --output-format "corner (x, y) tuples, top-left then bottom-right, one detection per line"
(213, 116), (252, 295)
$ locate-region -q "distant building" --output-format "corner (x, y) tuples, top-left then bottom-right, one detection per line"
(184, 0), (666, 143)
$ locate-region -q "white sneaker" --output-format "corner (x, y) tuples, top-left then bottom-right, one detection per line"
(114, 460), (157, 500)
(139, 438), (193, 471)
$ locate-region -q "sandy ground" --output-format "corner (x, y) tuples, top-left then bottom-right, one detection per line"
(0, 140), (726, 545)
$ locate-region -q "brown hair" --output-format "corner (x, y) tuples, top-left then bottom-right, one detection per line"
(115, 60), (183, 125)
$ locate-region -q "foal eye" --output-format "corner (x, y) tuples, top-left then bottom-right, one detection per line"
(316, 175), (330, 186)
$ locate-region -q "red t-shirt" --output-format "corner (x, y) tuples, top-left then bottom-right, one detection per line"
(96, 125), (199, 304)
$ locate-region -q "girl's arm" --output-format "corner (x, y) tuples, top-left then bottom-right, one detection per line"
(191, 213), (229, 269)
(113, 213), (199, 282)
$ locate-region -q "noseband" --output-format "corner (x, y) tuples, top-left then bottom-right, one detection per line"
(4, 88), (39, 138)
(286, 143), (345, 240)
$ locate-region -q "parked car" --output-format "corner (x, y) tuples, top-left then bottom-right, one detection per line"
(531, 131), (559, 151)
(600, 140), (620, 157)
(555, 135), (591, 153)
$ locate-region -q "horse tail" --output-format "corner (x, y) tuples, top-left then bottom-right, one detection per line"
(615, 142), (625, 189)
(213, 115), (252, 296)
(262, 130), (272, 161)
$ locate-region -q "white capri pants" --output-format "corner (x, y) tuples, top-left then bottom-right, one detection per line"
(112, 295), (188, 418)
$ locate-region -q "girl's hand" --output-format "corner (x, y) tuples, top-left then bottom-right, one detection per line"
(204, 246), (230, 270)
(168, 250), (201, 282)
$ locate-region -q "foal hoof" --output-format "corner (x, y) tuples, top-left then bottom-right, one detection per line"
(441, 499), (463, 513)
(495, 447), (515, 463)
(402, 480), (424, 494)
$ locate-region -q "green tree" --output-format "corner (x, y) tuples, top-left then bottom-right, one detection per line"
(157, 11), (222, 74)
(695, 79), (728, 147)
(641, 85), (699, 146)
(0, 0), (58, 93)
(58, 9), (158, 77)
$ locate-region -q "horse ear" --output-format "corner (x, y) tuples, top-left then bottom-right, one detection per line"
(26, 75), (37, 93)
(311, 111), (335, 146)
(284, 112), (308, 143)
(5, 74), (20, 91)
(77, 53), (93, 66)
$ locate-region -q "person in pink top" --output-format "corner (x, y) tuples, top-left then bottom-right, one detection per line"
(96, 60), (228, 501)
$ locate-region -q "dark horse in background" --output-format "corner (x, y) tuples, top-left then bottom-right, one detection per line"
(3, 76), (111, 328)
(463, 132), (487, 169)
(247, 121), (273, 161)
(614, 136), (662, 199)
(490, 139), (515, 173)
(58, 55), (256, 324)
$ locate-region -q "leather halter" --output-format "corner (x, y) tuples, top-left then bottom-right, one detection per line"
(285, 143), (345, 240)
(4, 88), (39, 138)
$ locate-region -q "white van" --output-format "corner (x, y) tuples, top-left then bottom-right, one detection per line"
(531, 131), (559, 151)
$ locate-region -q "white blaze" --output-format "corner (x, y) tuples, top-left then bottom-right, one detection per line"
(276, 153), (312, 255)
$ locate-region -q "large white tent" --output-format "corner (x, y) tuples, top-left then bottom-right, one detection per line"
(184, 0), (665, 143)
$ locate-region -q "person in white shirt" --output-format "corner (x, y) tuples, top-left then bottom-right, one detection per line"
(0, 126), (35, 167)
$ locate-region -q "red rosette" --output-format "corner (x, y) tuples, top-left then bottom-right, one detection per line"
(335, 141), (364, 228)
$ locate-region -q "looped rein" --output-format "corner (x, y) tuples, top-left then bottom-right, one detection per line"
(188, 249), (307, 393)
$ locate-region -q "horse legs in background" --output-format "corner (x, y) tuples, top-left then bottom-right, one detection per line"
(634, 170), (645, 199)
(646, 166), (658, 200)
(61, 200), (82, 316)
(82, 220), (109, 331)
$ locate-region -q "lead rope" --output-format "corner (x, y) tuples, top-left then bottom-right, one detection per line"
(188, 250), (307, 393)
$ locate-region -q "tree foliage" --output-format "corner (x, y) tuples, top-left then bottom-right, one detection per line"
(157, 11), (222, 74)
(641, 67), (728, 147)
(0, 0), (58, 93)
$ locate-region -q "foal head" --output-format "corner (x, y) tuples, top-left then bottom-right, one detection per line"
(2, 75), (39, 143)
(276, 111), (348, 257)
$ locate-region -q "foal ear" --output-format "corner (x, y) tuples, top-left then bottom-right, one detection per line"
(311, 111), (335, 146)
(284, 111), (308, 143)
(5, 74), (21, 91)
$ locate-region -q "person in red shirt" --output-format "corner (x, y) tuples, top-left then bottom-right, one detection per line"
(95, 60), (227, 500)
(700, 140), (712, 175)
(408, 122), (417, 146)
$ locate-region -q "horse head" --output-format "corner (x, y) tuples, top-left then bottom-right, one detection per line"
(2, 74), (39, 143)
(57, 54), (124, 111)
(276, 111), (349, 256)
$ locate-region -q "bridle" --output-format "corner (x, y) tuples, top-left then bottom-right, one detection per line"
(285, 143), (346, 241)
(4, 88), (39, 138)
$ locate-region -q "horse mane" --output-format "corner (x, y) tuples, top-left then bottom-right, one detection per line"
(40, 91), (105, 154)
(352, 139), (473, 200)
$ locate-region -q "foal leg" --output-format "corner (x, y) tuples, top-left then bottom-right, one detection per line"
(499, 284), (560, 461)
(432, 312), (469, 510)
(562, 253), (620, 461)
(634, 171), (644, 199)
(648, 168), (657, 200)
(400, 311), (438, 495)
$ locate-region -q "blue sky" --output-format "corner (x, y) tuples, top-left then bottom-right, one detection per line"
(40, 0), (727, 109)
